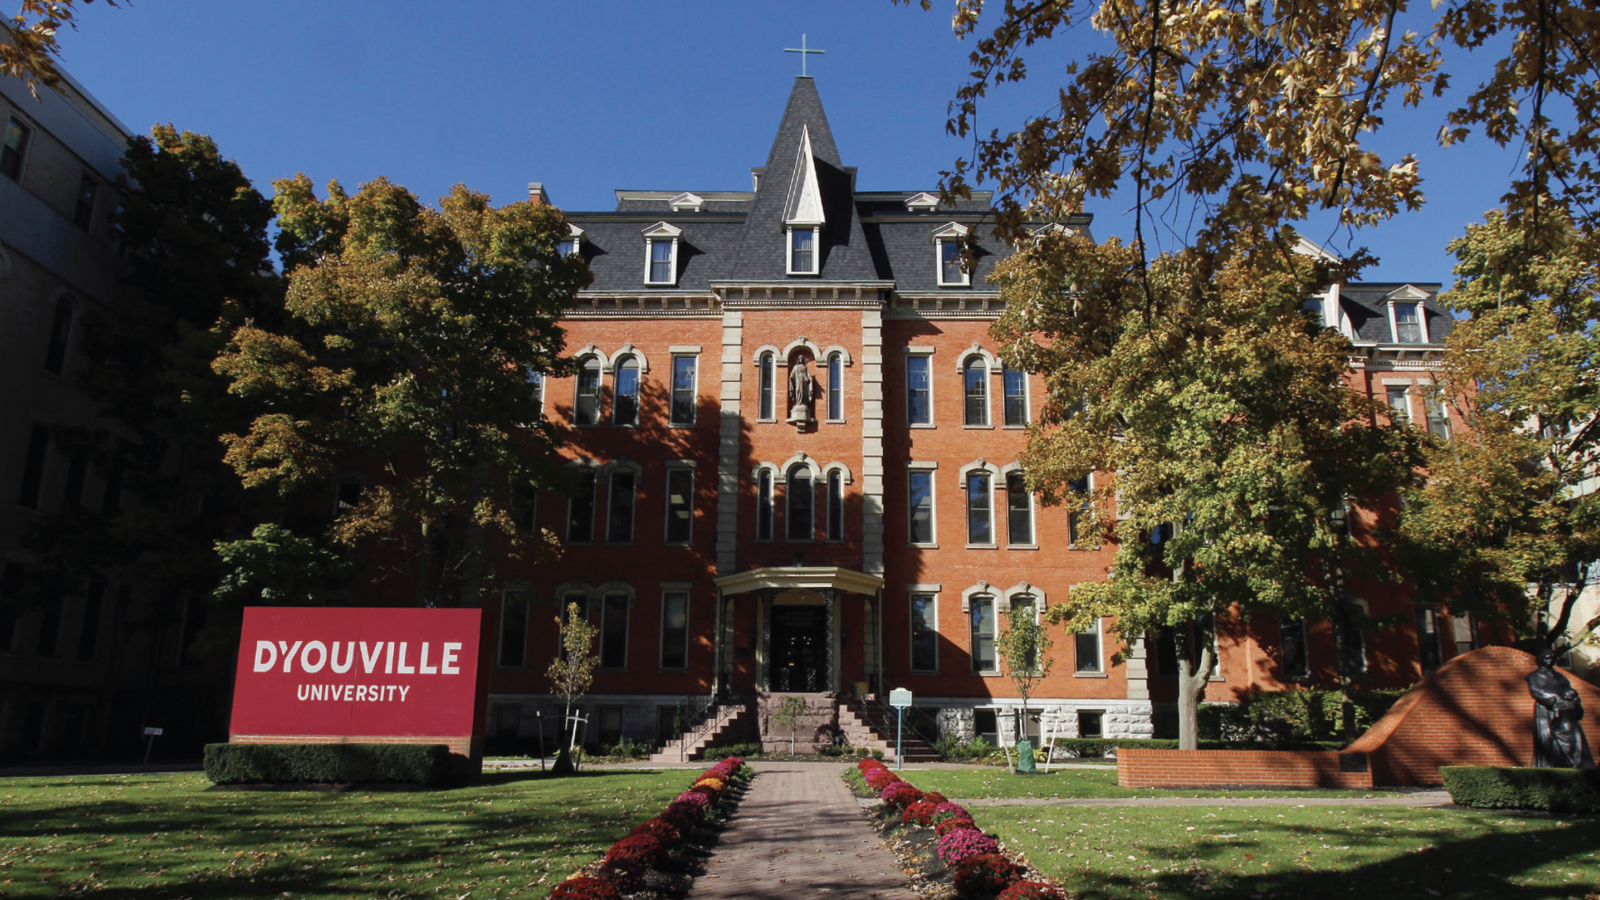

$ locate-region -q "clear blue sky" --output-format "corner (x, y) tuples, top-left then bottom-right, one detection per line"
(52, 0), (1525, 287)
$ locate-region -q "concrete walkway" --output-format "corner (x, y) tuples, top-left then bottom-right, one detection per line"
(687, 761), (920, 900)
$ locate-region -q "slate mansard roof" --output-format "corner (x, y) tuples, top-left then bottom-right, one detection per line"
(561, 76), (1090, 295)
(557, 76), (1452, 350)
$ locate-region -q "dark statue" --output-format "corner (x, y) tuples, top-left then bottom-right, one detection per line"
(788, 357), (814, 426)
(1528, 648), (1596, 769)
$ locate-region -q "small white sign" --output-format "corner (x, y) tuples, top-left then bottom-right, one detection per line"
(889, 688), (913, 709)
(142, 727), (163, 736)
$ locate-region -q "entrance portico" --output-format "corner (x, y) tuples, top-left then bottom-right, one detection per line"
(713, 567), (884, 697)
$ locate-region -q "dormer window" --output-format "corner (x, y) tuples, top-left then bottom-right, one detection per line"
(788, 226), (819, 275)
(669, 192), (705, 212)
(1386, 285), (1431, 344)
(642, 222), (682, 286)
(906, 192), (940, 212)
(933, 222), (972, 287)
(558, 224), (584, 258)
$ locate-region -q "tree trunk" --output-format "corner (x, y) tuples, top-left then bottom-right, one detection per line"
(1175, 641), (1214, 751)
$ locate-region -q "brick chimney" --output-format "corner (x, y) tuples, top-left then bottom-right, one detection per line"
(528, 182), (552, 207)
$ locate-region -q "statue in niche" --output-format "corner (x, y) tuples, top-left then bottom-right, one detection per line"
(1528, 647), (1596, 769)
(788, 356), (815, 427)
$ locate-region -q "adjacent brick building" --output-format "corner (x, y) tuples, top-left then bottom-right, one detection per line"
(481, 77), (1481, 754)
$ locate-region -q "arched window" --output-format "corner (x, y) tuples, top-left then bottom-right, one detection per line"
(827, 352), (843, 421)
(1002, 366), (1027, 426)
(756, 469), (774, 541)
(759, 351), (776, 420)
(574, 357), (602, 425)
(44, 295), (73, 374)
(963, 357), (988, 426)
(826, 469), (845, 540)
(612, 355), (640, 426)
(1005, 472), (1033, 545)
(786, 465), (813, 541)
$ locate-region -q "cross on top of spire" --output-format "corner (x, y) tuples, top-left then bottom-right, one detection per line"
(784, 34), (825, 77)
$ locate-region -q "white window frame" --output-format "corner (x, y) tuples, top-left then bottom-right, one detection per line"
(1388, 300), (1428, 344)
(1068, 473), (1095, 549)
(1074, 616), (1104, 675)
(604, 462), (641, 544)
(668, 349), (699, 426)
(787, 225), (820, 275)
(959, 460), (999, 548)
(1384, 382), (1413, 425)
(611, 354), (641, 427)
(1423, 387), (1451, 439)
(962, 355), (991, 427)
(1002, 466), (1036, 548)
(907, 462), (938, 547)
(659, 584), (691, 671)
(664, 463), (695, 545)
(962, 585), (1000, 675)
(1001, 365), (1029, 427)
(906, 348), (935, 427)
(933, 222), (972, 287)
(557, 223), (583, 258)
(908, 585), (941, 674)
(596, 584), (633, 671)
(642, 222), (682, 286)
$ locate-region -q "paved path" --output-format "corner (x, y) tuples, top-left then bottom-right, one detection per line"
(687, 761), (919, 900)
(955, 792), (1455, 808)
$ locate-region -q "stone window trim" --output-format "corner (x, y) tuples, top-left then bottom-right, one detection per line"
(959, 459), (1001, 548)
(1000, 582), (1047, 621)
(962, 583), (1001, 676)
(572, 353), (604, 428)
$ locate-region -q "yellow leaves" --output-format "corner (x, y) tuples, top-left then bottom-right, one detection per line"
(218, 414), (333, 492)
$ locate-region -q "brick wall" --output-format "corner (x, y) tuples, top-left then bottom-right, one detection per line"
(1117, 748), (1374, 789)
(1346, 645), (1600, 785)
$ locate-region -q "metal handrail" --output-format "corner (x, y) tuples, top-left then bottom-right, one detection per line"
(664, 693), (745, 762)
(846, 693), (941, 753)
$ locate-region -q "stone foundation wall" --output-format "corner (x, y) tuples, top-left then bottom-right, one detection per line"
(758, 692), (840, 753)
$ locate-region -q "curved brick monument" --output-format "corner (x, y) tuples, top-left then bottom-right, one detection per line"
(1346, 645), (1600, 785)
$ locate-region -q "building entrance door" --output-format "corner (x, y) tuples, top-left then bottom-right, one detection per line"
(771, 606), (827, 692)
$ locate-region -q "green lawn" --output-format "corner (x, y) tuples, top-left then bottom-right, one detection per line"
(898, 766), (1406, 800)
(0, 769), (688, 900)
(983, 805), (1600, 900)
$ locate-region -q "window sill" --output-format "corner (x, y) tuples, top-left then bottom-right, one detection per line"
(612, 422), (639, 429)
(1002, 424), (1029, 430)
(909, 422), (937, 429)
(1074, 671), (1108, 678)
(964, 424), (994, 430)
(908, 543), (939, 549)
(965, 543), (998, 550)
(571, 422), (602, 429)
(668, 421), (697, 429)
(663, 540), (692, 547)
(1007, 544), (1039, 551)
(826, 418), (847, 425)
(757, 417), (778, 424)
(937, 281), (972, 289)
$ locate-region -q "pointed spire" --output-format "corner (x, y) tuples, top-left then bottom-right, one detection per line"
(784, 126), (826, 227)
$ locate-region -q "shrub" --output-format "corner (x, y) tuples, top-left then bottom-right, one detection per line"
(599, 857), (648, 893)
(703, 742), (761, 760)
(882, 782), (924, 807)
(202, 742), (449, 785)
(550, 875), (621, 900)
(1198, 689), (1405, 745)
(672, 791), (712, 816)
(864, 768), (900, 790)
(931, 801), (970, 825)
(938, 827), (1000, 865)
(694, 776), (727, 796)
(923, 791), (947, 805)
(902, 800), (940, 827)
(1441, 765), (1600, 813)
(953, 853), (1025, 896)
(997, 880), (1067, 900)
(630, 817), (682, 845)
(936, 816), (978, 837)
(607, 834), (666, 868)
(659, 805), (699, 834)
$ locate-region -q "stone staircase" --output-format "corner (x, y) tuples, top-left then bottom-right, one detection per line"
(647, 701), (753, 764)
(837, 698), (942, 763)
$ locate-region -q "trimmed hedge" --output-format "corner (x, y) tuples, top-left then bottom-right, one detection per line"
(204, 742), (450, 785)
(1441, 765), (1600, 814)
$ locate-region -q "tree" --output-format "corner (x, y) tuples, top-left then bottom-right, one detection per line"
(991, 230), (1421, 749)
(212, 175), (588, 608)
(997, 596), (1054, 772)
(899, 0), (1598, 256)
(548, 601), (599, 749)
(771, 695), (810, 754)
(1397, 210), (1600, 650)
(2, 0), (116, 99)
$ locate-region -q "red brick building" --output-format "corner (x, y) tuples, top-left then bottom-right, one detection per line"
(482, 77), (1479, 756)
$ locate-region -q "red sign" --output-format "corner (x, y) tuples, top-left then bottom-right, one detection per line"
(229, 607), (486, 738)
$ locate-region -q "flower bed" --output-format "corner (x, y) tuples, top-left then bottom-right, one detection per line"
(548, 756), (753, 897)
(847, 757), (1060, 899)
